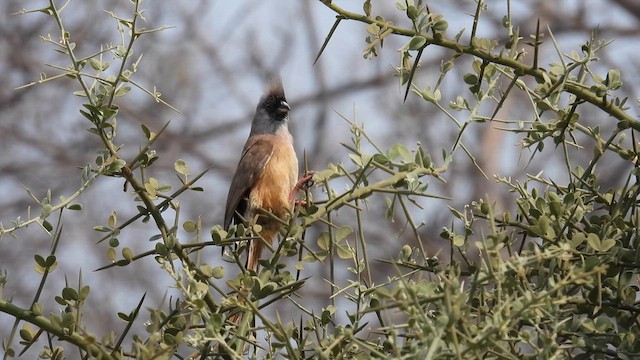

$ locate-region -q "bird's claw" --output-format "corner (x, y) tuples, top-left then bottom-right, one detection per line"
(295, 171), (316, 192)
(289, 171), (316, 203)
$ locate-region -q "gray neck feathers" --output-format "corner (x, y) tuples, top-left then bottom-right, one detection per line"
(249, 109), (289, 136)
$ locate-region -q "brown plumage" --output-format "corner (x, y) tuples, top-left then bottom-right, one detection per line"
(224, 77), (298, 272)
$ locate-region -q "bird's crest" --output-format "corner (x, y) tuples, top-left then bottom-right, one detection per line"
(265, 76), (285, 98)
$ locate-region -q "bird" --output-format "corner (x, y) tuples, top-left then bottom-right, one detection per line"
(224, 77), (299, 272)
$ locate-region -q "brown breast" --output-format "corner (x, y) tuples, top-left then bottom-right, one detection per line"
(248, 130), (298, 221)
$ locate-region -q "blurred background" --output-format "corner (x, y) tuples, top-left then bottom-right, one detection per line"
(1, 0), (639, 354)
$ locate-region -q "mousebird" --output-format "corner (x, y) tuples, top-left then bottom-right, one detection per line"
(223, 77), (299, 272)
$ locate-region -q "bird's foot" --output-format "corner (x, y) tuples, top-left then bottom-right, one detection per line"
(289, 171), (315, 203)
(295, 171), (316, 191)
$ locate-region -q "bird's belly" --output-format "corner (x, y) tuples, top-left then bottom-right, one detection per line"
(249, 140), (298, 219)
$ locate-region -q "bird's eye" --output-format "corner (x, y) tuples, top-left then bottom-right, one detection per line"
(263, 98), (276, 112)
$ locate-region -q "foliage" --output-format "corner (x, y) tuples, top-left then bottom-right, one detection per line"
(1, 0), (639, 359)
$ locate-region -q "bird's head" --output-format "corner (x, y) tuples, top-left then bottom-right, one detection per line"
(250, 77), (291, 136)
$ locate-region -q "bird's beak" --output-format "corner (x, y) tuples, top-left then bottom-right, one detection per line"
(278, 101), (291, 113)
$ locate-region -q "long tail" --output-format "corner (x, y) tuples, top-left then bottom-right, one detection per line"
(227, 227), (275, 325)
(186, 232), (276, 358)
(246, 228), (275, 272)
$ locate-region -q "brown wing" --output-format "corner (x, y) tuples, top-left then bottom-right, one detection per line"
(224, 136), (274, 230)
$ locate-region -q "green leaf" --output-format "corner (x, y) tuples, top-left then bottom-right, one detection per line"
(210, 226), (226, 245)
(442, 60), (454, 74)
(141, 124), (152, 139)
(183, 220), (197, 233)
(115, 259), (130, 267)
(420, 87), (441, 103)
(122, 247), (133, 261)
(313, 168), (337, 182)
(453, 235), (465, 247)
(571, 232), (586, 248)
(599, 238), (616, 252)
(31, 303), (42, 316)
(62, 311), (76, 327)
(62, 287), (79, 301)
(336, 244), (353, 259)
(45, 255), (56, 267)
(41, 204), (52, 219)
(117, 312), (130, 322)
(174, 159), (189, 176)
(19, 324), (34, 342)
(348, 154), (362, 167)
(107, 247), (116, 261)
(89, 58), (102, 71)
(605, 69), (622, 90)
(108, 211), (117, 229)
(366, 23), (380, 35)
(145, 182), (157, 197)
(34, 255), (46, 267)
(321, 305), (336, 325)
(199, 264), (214, 277)
(586, 233), (601, 251)
(385, 197), (395, 220)
(68, 203), (82, 210)
(109, 237), (119, 247)
(108, 159), (126, 173)
(432, 20), (448, 32)
(102, 106), (119, 122)
(401, 244), (412, 260)
(49, 314), (62, 328)
(408, 36), (427, 50)
(463, 73), (478, 85)
(79, 286), (90, 300)
(471, 37), (497, 50)
(388, 144), (412, 162)
(363, 0), (372, 16)
(317, 232), (330, 251)
(335, 226), (353, 242)
(212, 266), (225, 279)
(42, 220), (53, 232)
(409, 6), (423, 21)
(33, 255), (58, 274)
(114, 85), (131, 97)
(303, 252), (323, 262)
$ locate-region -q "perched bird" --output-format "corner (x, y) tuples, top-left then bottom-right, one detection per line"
(224, 77), (299, 272)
